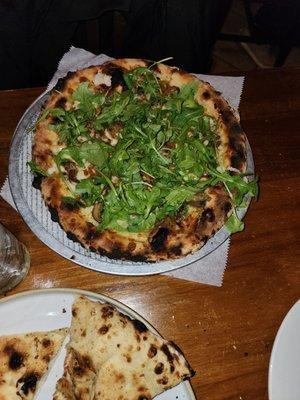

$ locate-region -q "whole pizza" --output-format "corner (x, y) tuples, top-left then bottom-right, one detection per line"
(29, 59), (258, 262)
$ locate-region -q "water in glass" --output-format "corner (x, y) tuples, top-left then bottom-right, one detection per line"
(0, 223), (30, 294)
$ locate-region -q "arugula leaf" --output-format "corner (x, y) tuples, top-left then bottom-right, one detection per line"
(72, 82), (105, 119)
(177, 81), (198, 100)
(79, 141), (108, 170)
(165, 187), (195, 207)
(225, 212), (245, 233)
(75, 179), (104, 206)
(27, 161), (49, 177)
(55, 147), (83, 167)
(49, 109), (88, 145)
(123, 67), (160, 98)
(94, 91), (131, 129)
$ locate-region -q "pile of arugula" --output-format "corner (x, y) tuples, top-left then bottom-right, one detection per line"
(30, 65), (258, 234)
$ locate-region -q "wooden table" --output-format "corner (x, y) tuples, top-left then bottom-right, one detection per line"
(0, 68), (299, 400)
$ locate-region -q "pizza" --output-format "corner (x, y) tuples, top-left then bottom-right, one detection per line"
(0, 328), (68, 400)
(30, 58), (258, 262)
(53, 296), (194, 400)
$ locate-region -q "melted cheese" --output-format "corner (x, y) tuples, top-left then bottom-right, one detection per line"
(103, 128), (118, 147)
(93, 72), (112, 87)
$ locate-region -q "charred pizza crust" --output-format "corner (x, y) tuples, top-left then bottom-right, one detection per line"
(0, 328), (68, 400)
(33, 59), (247, 262)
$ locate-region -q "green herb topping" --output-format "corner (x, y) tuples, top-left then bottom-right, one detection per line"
(35, 65), (258, 234)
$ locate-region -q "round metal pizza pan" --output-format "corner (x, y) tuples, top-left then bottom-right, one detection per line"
(9, 91), (254, 276)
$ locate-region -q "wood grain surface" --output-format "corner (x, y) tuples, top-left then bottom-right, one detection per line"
(0, 68), (299, 400)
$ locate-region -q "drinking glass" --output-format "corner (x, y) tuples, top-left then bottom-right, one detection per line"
(0, 223), (30, 294)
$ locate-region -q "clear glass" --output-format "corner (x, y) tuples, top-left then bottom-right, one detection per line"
(0, 223), (30, 294)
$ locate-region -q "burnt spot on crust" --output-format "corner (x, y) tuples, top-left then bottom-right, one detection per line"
(169, 341), (196, 377)
(54, 97), (67, 109)
(96, 246), (149, 263)
(202, 90), (211, 100)
(79, 76), (89, 83)
(101, 64), (127, 89)
(115, 372), (125, 382)
(32, 176), (43, 190)
(72, 352), (93, 377)
(154, 362), (164, 374)
(219, 108), (232, 124)
(98, 325), (110, 335)
(150, 227), (169, 252)
(111, 67), (127, 89)
(4, 345), (14, 354)
(138, 396), (149, 400)
(228, 135), (246, 170)
(53, 78), (65, 92)
(201, 235), (209, 244)
(119, 312), (131, 327)
(101, 305), (114, 320)
(157, 377), (168, 385)
(214, 98), (246, 171)
(48, 205), (59, 222)
(132, 319), (148, 333)
(85, 229), (101, 242)
(42, 339), (51, 348)
(54, 71), (75, 92)
(148, 344), (157, 358)
(161, 344), (174, 362)
(231, 150), (246, 169)
(200, 208), (215, 224)
(61, 201), (81, 212)
(72, 307), (78, 317)
(230, 122), (244, 136)
(222, 201), (232, 214)
(66, 231), (81, 244)
(127, 241), (136, 252)
(169, 245), (182, 256)
(17, 373), (39, 395)
(9, 351), (24, 370)
(42, 354), (50, 363)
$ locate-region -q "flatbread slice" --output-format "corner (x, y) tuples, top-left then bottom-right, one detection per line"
(53, 296), (194, 400)
(0, 328), (68, 400)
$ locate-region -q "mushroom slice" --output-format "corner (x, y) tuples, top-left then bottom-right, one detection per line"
(92, 202), (103, 222)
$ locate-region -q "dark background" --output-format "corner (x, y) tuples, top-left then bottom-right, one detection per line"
(0, 0), (299, 90)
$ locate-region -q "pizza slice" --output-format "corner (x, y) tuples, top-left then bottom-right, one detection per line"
(53, 296), (194, 400)
(0, 328), (68, 400)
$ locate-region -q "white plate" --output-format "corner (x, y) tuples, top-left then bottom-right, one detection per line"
(0, 288), (195, 400)
(268, 300), (300, 400)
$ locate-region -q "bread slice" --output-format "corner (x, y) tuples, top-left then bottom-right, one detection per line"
(53, 296), (194, 400)
(0, 328), (68, 400)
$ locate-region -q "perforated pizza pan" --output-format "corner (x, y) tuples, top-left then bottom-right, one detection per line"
(9, 92), (254, 276)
